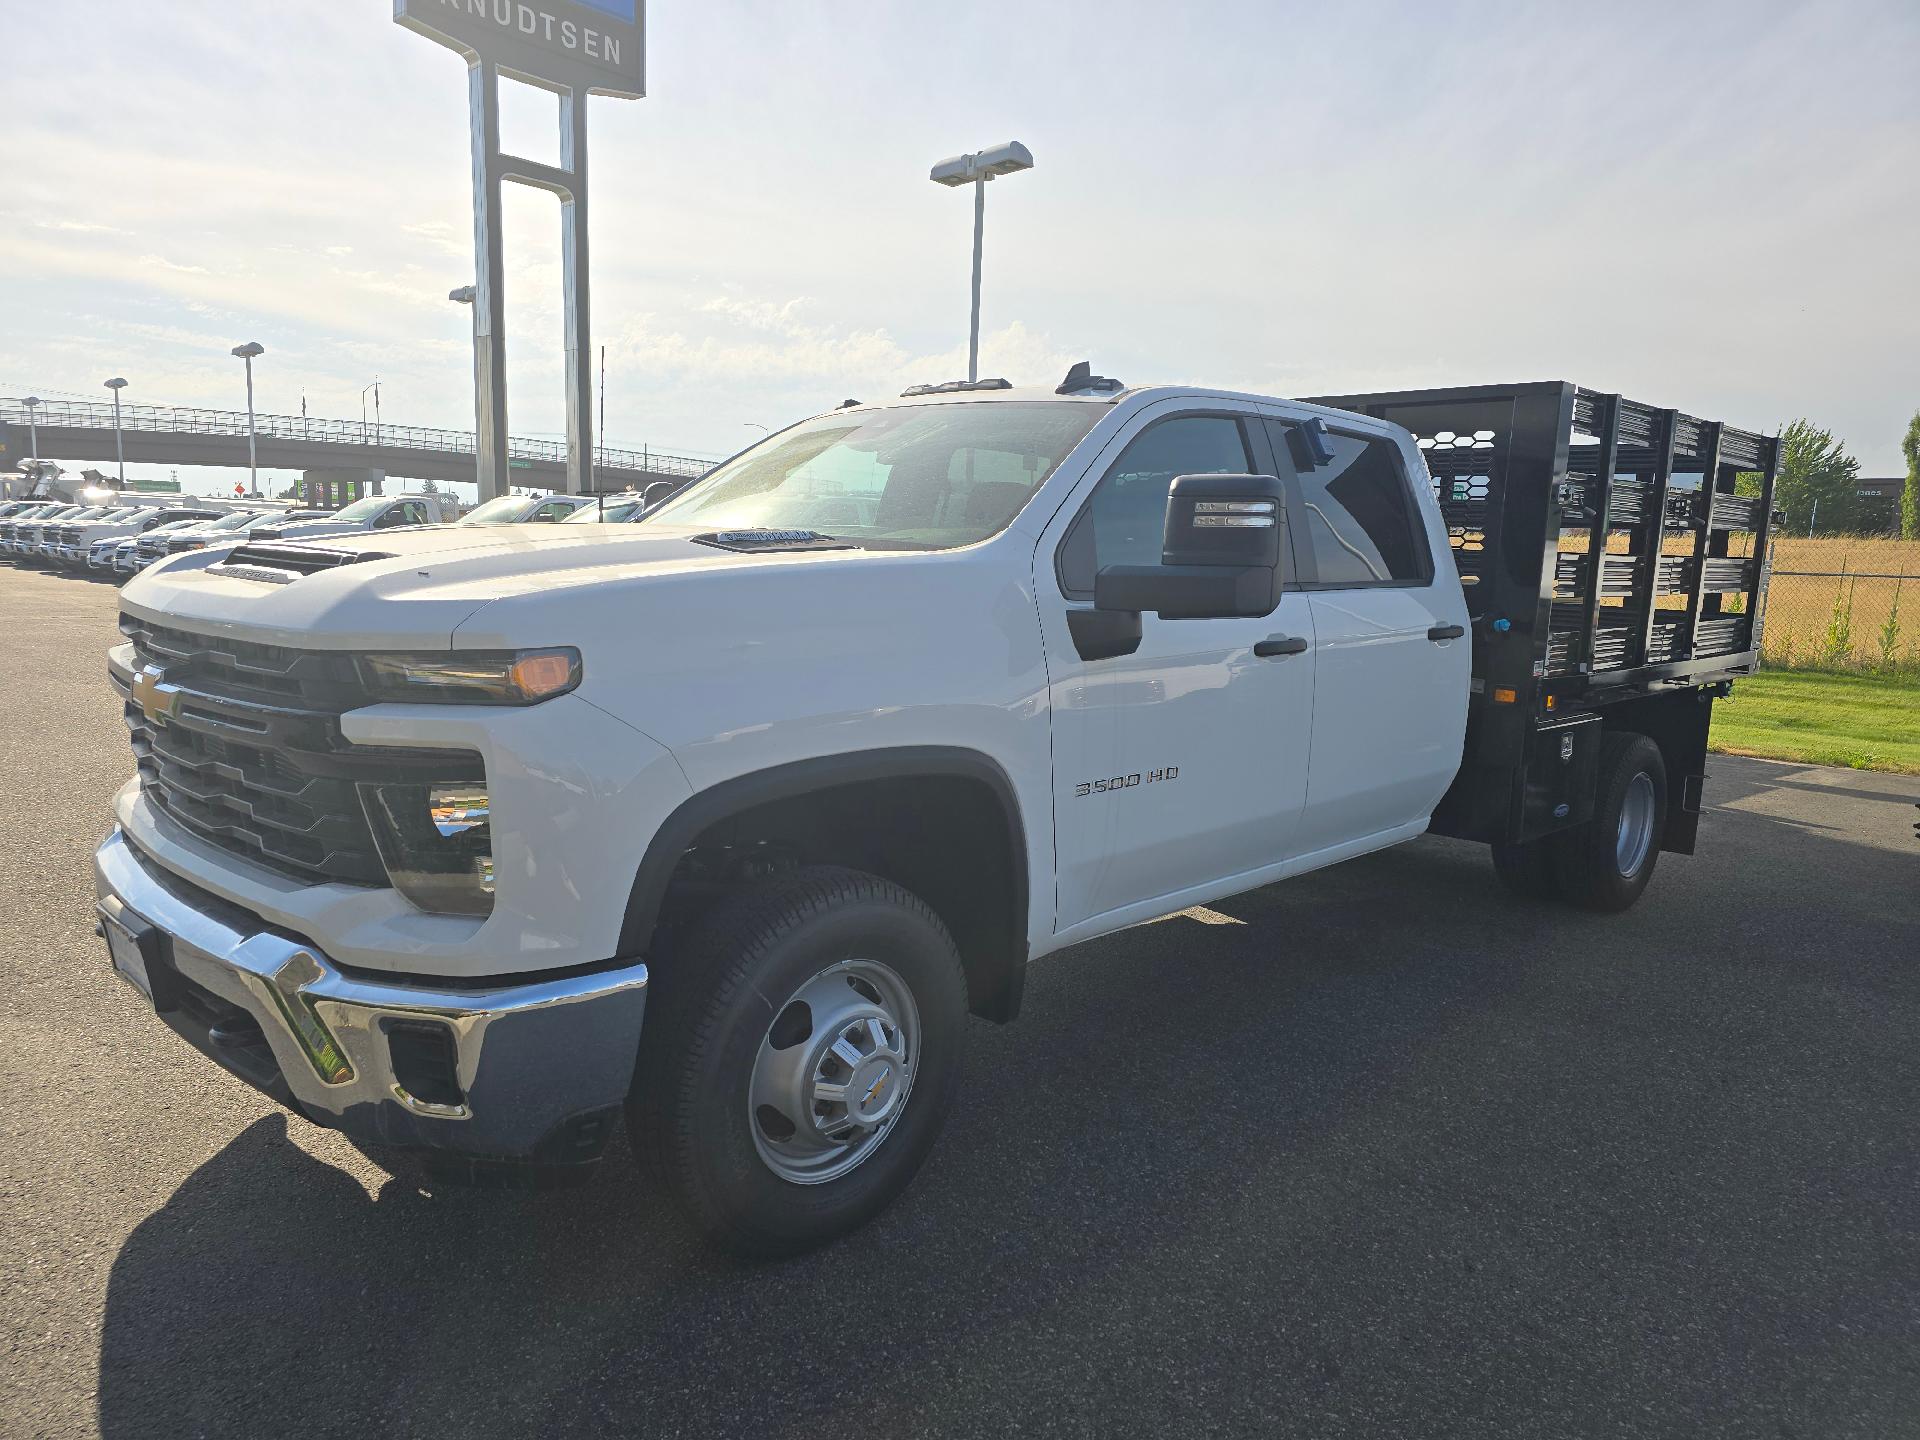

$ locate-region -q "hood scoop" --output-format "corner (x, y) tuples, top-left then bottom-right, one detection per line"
(208, 541), (395, 585)
(691, 529), (854, 554)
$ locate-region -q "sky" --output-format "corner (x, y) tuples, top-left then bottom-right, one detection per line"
(3, 0), (1917, 500)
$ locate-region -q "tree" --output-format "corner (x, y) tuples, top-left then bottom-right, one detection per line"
(1903, 410), (1919, 541)
(1738, 419), (1861, 534)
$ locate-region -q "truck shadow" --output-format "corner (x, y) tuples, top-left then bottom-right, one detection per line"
(97, 786), (1920, 1438)
(94, 840), (1517, 1437)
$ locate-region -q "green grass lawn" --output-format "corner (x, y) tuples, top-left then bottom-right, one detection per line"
(1710, 669), (1920, 775)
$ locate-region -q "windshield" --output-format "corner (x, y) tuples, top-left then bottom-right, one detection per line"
(193, 510), (256, 531)
(563, 496), (644, 523)
(459, 495), (542, 525)
(327, 497), (392, 523)
(647, 402), (1104, 550)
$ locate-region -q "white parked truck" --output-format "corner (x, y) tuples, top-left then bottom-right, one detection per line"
(95, 372), (1779, 1255)
(59, 504), (230, 568)
(250, 492), (460, 542)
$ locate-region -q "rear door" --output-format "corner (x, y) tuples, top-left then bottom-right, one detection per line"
(1038, 402), (1318, 936)
(1260, 411), (1469, 854)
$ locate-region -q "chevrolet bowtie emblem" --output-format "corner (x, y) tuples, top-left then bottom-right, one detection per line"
(131, 665), (181, 727)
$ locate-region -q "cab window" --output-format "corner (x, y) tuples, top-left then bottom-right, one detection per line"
(1285, 430), (1427, 587)
(1057, 414), (1253, 598)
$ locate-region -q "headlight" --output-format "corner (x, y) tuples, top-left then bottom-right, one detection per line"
(358, 648), (581, 705)
(359, 781), (496, 916)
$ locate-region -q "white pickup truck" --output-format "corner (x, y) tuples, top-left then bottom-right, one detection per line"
(250, 491), (460, 542)
(95, 372), (1779, 1255)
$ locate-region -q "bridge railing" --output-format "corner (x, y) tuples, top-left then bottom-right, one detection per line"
(1, 397), (713, 479)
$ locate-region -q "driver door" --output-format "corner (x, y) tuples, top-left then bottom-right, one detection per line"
(1037, 403), (1317, 938)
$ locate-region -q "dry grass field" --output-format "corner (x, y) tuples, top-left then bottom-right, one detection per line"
(1758, 536), (1920, 672)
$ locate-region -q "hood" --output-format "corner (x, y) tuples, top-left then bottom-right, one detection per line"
(77, 519), (147, 541)
(252, 518), (360, 541)
(118, 523), (883, 650)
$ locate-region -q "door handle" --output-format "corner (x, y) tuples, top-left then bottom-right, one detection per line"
(1427, 623), (1466, 642)
(1254, 635), (1309, 658)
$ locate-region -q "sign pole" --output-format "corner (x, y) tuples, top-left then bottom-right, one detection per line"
(396, 0), (642, 501)
(468, 58), (512, 503)
(559, 87), (594, 495)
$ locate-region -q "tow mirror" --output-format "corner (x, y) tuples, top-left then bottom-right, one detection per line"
(641, 479), (684, 512)
(1093, 473), (1287, 620)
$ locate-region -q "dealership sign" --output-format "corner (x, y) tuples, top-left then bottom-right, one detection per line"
(395, 0), (644, 97)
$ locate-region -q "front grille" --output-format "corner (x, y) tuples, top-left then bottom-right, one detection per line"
(116, 614), (481, 887)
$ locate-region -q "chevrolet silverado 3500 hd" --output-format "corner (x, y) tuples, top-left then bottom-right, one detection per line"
(95, 373), (1779, 1255)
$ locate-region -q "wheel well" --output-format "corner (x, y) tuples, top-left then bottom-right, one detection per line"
(1599, 690), (1715, 855)
(622, 757), (1029, 1023)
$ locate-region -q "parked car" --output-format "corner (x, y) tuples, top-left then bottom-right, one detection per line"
(16, 505), (109, 562)
(457, 492), (595, 525)
(127, 509), (233, 571)
(249, 493), (459, 543)
(53, 507), (149, 565)
(161, 509), (330, 561)
(115, 519), (217, 576)
(559, 481), (693, 524)
(60, 504), (229, 569)
(96, 371), (1781, 1256)
(0, 503), (74, 556)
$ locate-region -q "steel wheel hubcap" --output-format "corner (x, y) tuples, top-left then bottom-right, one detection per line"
(1615, 772), (1656, 877)
(748, 958), (919, 1185)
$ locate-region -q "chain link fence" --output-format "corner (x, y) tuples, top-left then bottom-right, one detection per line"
(1757, 537), (1919, 674)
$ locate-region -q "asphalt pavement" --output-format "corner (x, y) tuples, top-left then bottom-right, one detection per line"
(2, 561), (1917, 1439)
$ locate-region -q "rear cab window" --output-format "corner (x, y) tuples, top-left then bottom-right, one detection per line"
(1269, 421), (1431, 588)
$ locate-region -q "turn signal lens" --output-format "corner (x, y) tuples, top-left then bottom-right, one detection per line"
(1492, 686), (1519, 704)
(507, 651), (577, 700)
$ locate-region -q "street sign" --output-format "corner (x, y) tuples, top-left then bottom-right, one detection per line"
(394, 0), (643, 501)
(394, 0), (644, 97)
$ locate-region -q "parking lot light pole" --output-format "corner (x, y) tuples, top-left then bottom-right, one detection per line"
(231, 342), (265, 497)
(22, 396), (40, 460)
(928, 141), (1034, 383)
(362, 378), (382, 446)
(103, 378), (128, 486)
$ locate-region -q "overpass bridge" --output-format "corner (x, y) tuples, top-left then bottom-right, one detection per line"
(0, 395), (716, 495)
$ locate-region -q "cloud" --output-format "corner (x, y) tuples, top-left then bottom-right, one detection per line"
(137, 255), (210, 276)
(35, 219), (127, 235)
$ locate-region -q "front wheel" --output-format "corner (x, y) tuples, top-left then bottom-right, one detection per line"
(630, 866), (967, 1257)
(1554, 732), (1668, 912)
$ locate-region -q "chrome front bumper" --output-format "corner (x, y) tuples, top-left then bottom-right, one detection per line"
(94, 826), (649, 1166)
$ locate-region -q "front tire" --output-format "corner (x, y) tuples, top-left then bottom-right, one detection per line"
(630, 866), (967, 1257)
(1554, 731), (1668, 912)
